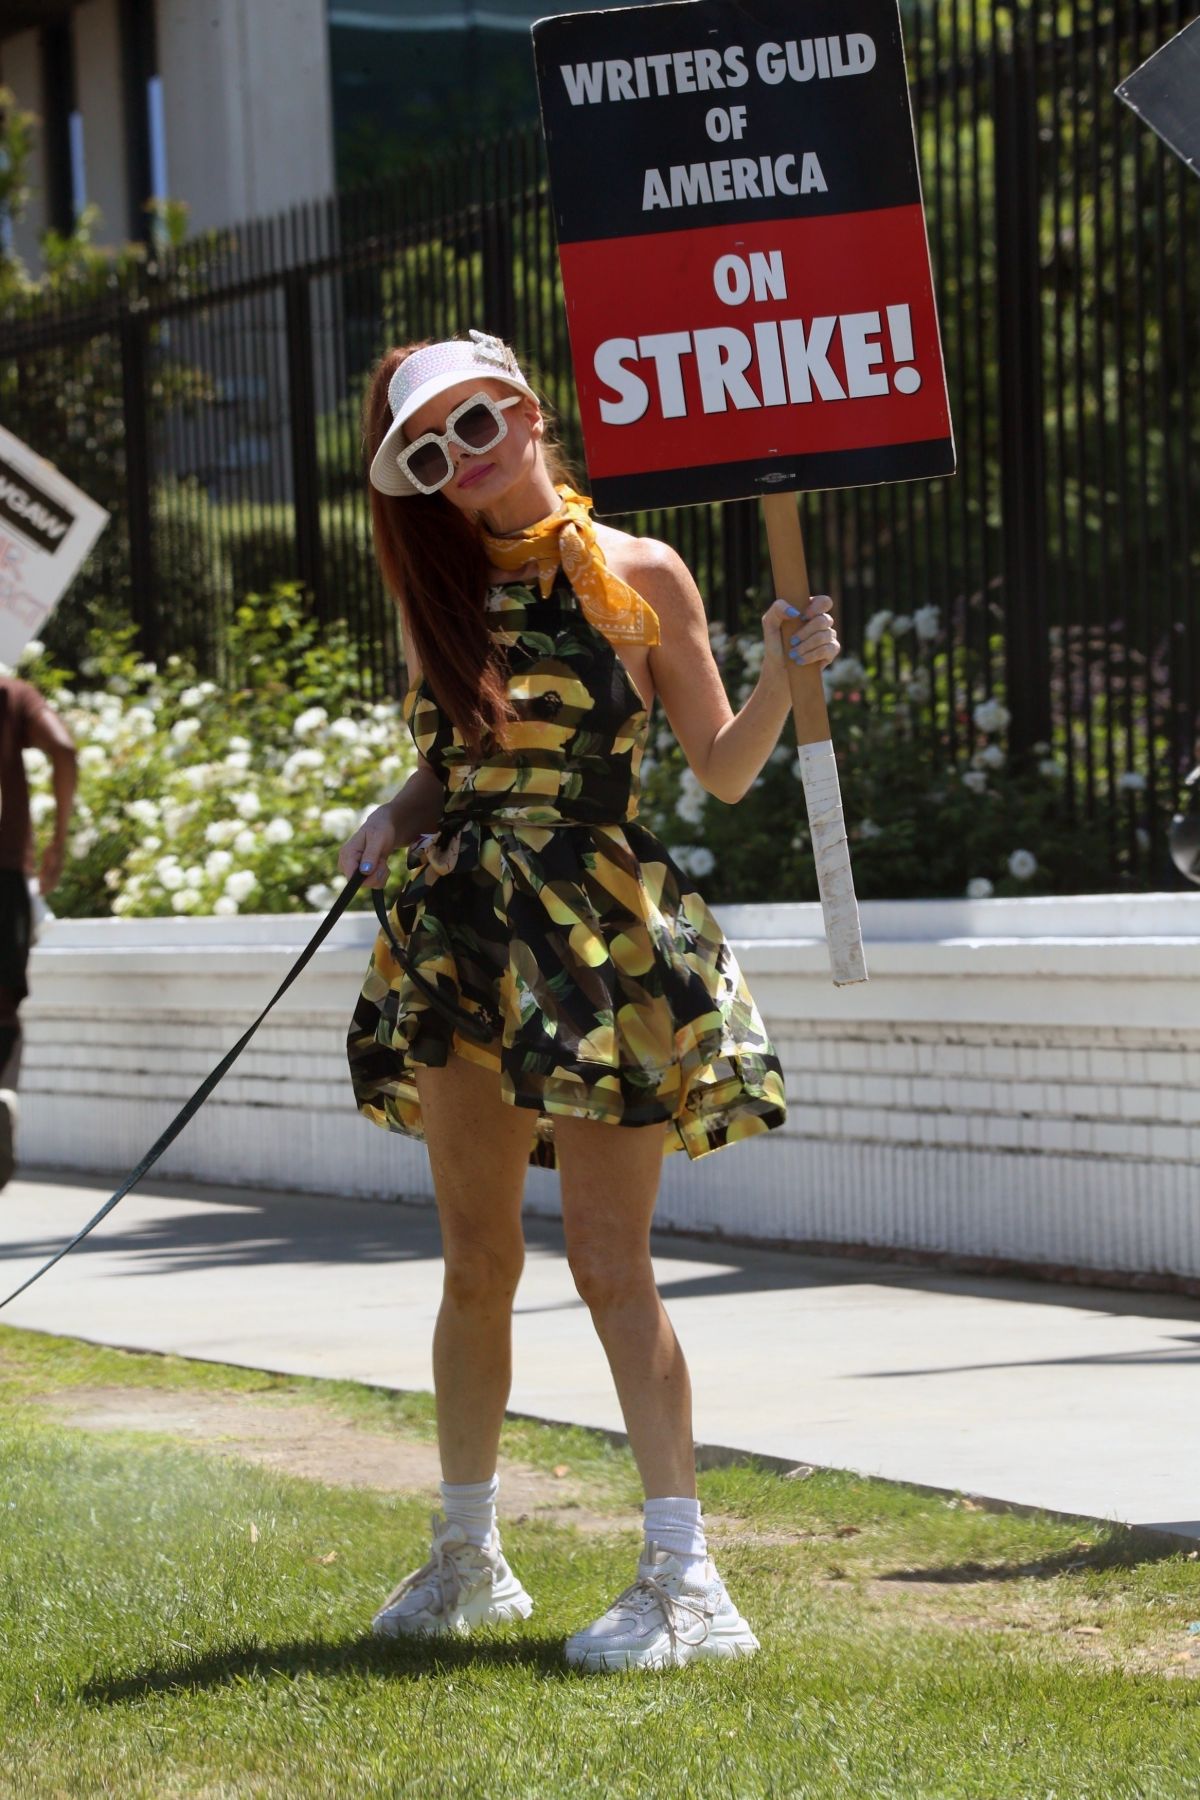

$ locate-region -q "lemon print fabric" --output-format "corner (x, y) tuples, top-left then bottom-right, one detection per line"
(346, 571), (787, 1169)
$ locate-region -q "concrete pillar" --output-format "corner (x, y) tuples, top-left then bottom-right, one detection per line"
(74, 0), (132, 247)
(155, 0), (334, 234)
(0, 29), (49, 269)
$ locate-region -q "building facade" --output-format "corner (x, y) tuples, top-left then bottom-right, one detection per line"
(0, 0), (629, 269)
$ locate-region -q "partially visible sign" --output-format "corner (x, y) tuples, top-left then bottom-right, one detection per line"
(0, 426), (109, 666)
(1116, 17), (1200, 177)
(533, 0), (954, 513)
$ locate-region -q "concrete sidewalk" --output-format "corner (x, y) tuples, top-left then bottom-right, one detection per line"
(2, 1169), (1198, 1544)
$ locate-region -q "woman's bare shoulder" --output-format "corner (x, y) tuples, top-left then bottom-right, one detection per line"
(595, 526), (697, 615)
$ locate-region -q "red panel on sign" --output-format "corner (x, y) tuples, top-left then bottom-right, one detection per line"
(560, 206), (950, 480)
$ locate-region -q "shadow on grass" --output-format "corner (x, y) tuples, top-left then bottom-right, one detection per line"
(876, 1528), (1189, 1587)
(80, 1631), (589, 1704)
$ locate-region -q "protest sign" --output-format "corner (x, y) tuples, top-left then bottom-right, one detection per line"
(533, 0), (954, 514)
(1116, 16), (1200, 178)
(0, 425), (109, 666)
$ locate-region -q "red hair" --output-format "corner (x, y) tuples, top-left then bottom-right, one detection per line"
(362, 342), (517, 757)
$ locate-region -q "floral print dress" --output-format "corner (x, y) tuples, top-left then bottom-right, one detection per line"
(346, 572), (787, 1170)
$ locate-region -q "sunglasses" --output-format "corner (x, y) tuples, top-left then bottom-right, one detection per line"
(398, 391), (522, 494)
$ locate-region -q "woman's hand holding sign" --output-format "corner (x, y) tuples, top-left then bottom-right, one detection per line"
(761, 593), (839, 676)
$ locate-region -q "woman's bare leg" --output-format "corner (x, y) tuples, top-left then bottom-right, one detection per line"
(553, 1114), (695, 1500)
(413, 1051), (538, 1483)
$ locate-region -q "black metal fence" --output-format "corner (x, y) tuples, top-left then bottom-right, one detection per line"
(1, 0), (1197, 878)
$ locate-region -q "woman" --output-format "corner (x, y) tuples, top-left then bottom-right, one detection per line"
(341, 329), (839, 1672)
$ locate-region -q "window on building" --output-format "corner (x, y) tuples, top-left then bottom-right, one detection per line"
(41, 16), (79, 233)
(118, 0), (162, 243)
(327, 0), (648, 188)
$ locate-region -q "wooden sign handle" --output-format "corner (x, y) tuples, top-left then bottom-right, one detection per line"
(761, 492), (868, 987)
(762, 493), (831, 746)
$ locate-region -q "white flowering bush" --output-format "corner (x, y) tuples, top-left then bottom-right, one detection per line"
(636, 606), (1124, 901)
(16, 586), (415, 918)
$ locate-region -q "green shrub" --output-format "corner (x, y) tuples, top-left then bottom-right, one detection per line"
(19, 584), (414, 919)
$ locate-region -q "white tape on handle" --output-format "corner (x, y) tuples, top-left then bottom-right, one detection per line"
(797, 739), (868, 987)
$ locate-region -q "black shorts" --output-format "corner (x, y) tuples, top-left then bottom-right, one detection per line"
(0, 870), (32, 1004)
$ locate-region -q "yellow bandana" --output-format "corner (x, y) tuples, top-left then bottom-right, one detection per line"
(480, 484), (660, 646)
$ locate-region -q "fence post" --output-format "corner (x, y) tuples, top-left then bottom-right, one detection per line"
(118, 302), (157, 662)
(283, 271), (325, 621)
(992, 12), (1051, 754)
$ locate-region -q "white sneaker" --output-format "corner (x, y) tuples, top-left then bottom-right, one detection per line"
(563, 1541), (761, 1672)
(371, 1511), (533, 1638)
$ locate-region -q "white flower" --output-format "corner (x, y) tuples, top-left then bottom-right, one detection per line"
(1118, 770), (1146, 792)
(1008, 848), (1038, 880)
(891, 614), (913, 636)
(70, 828), (97, 856)
(205, 819), (239, 846)
(205, 850), (234, 879)
(233, 828), (257, 856)
(906, 673), (931, 705)
(675, 767), (708, 826)
(142, 836), (161, 853)
(978, 744), (1006, 770)
(234, 790), (261, 820)
(962, 769), (988, 794)
(305, 883), (336, 909)
(1039, 759), (1064, 780)
(966, 877), (994, 899)
(740, 638), (766, 676)
(213, 895), (239, 916)
(170, 718), (202, 746)
(263, 817), (294, 845)
(161, 802), (195, 834)
(111, 892), (135, 915)
(228, 736), (251, 752)
(29, 792), (56, 824)
(171, 888), (202, 914)
(320, 807), (359, 839)
(223, 751), (251, 772)
(329, 718), (360, 742)
(913, 605), (941, 642)
(19, 639), (45, 662)
(155, 858), (185, 891)
(858, 819), (883, 840)
(283, 748), (325, 780)
(671, 844), (715, 877)
(973, 698), (1011, 735)
(179, 765), (214, 790)
(769, 745), (792, 766)
(78, 744), (107, 770)
(178, 685), (206, 709)
(864, 610), (893, 643)
(224, 869), (258, 903)
(824, 656), (866, 691)
(293, 706), (328, 738)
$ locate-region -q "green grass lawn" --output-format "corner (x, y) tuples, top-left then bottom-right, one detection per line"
(3, 1324), (1199, 1799)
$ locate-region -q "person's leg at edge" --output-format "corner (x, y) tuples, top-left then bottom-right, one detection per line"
(553, 1111), (760, 1668)
(370, 1047), (538, 1637)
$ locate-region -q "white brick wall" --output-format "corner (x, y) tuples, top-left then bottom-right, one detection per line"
(16, 893), (1200, 1281)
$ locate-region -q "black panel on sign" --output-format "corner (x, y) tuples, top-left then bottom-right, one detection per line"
(1116, 16), (1200, 177)
(533, 0), (918, 243)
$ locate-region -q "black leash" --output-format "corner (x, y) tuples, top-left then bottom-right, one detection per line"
(0, 872), (492, 1312)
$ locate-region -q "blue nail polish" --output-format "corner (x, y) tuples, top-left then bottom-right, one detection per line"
(360, 861), (373, 873)
(784, 604), (800, 617)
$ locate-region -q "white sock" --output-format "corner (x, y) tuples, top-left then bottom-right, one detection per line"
(439, 1474), (499, 1549)
(642, 1495), (709, 1586)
